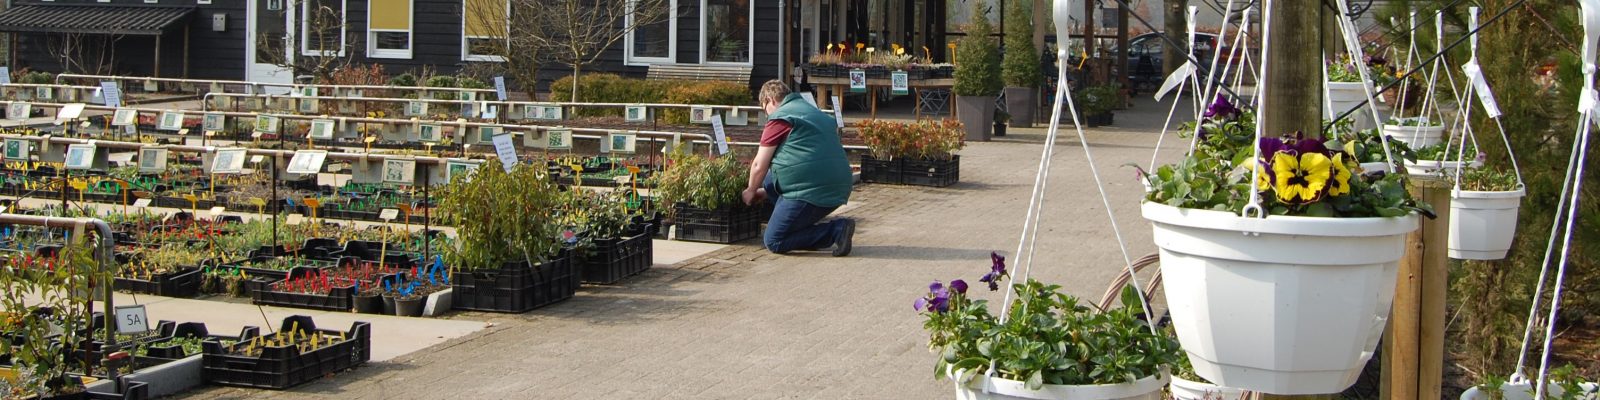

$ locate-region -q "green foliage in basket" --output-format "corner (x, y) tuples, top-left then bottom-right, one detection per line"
(557, 189), (640, 251)
(653, 149), (747, 212)
(1458, 168), (1519, 192)
(1415, 141), (1482, 162)
(1325, 125), (1418, 164)
(439, 164), (563, 270)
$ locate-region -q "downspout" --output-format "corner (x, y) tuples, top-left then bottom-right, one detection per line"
(777, 0), (785, 85)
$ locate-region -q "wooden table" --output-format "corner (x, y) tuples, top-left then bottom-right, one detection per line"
(809, 76), (955, 119)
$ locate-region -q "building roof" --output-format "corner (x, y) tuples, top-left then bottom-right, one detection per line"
(0, 5), (194, 36)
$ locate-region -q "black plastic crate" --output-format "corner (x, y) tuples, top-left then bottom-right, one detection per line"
(900, 156), (960, 188)
(201, 315), (370, 390)
(452, 253), (576, 313)
(672, 203), (762, 244)
(252, 283), (356, 312)
(114, 267), (202, 298)
(579, 227), (653, 284)
(859, 154), (902, 184)
(142, 322), (261, 363)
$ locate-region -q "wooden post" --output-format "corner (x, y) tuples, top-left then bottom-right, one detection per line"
(1380, 176), (1451, 399)
(1116, 3), (1130, 92)
(1082, 0), (1095, 86)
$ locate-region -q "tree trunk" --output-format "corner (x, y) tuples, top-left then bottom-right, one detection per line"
(1263, 0), (1322, 140)
(1162, 0), (1186, 74)
(571, 64), (581, 103)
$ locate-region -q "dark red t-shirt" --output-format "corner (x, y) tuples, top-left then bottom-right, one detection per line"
(760, 119), (792, 147)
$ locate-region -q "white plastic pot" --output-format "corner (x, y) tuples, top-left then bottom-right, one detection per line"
(1327, 82), (1374, 130)
(952, 368), (1169, 400)
(1404, 159), (1483, 175)
(1142, 202), (1418, 395)
(1358, 162), (1394, 174)
(1169, 376), (1248, 400)
(1381, 123), (1447, 148)
(1449, 189), (1525, 260)
(1459, 381), (1599, 399)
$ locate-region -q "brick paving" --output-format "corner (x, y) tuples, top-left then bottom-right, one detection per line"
(181, 97), (1194, 399)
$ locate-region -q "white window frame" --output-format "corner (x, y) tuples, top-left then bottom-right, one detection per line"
(624, 0), (677, 65)
(699, 0), (754, 66)
(461, 0), (509, 62)
(300, 0), (348, 57)
(366, 0), (413, 59)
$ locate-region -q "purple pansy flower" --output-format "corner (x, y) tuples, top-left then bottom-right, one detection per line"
(979, 252), (1009, 291)
(915, 280), (953, 313)
(1203, 95), (1240, 119)
(1259, 136), (1288, 157)
(951, 279), (968, 294)
(1291, 132), (1328, 155)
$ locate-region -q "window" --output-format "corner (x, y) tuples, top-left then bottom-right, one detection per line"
(625, 0), (675, 64)
(301, 0), (348, 56)
(700, 0), (751, 64)
(368, 0), (412, 59)
(462, 0), (508, 62)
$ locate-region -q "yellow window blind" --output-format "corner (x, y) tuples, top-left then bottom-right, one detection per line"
(465, 0), (506, 37)
(370, 0), (410, 31)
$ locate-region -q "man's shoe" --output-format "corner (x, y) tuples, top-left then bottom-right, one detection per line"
(832, 219), (856, 257)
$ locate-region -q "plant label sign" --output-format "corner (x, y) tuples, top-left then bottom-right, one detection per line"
(100, 81), (121, 107)
(158, 111), (185, 131)
(0, 67), (8, 85)
(255, 115), (280, 134)
(832, 96), (844, 128)
(446, 159), (481, 181)
(800, 92), (818, 108)
(203, 113), (225, 132)
(491, 133), (518, 172)
(477, 126), (502, 143)
(6, 102), (29, 121)
(379, 208), (400, 221)
(112, 109), (137, 126)
(56, 103), (85, 121)
(494, 76), (508, 101)
(710, 115), (730, 155)
(418, 124), (442, 142)
(34, 87), (52, 101)
(690, 106), (713, 124)
(531, 129), (572, 150)
(211, 148), (248, 174)
(603, 131), (637, 154)
(406, 101), (427, 117)
(383, 158), (416, 184)
(114, 305), (149, 335)
(539, 105), (563, 121)
(286, 150), (328, 175)
(626, 105), (648, 122)
(891, 71), (909, 95)
(64, 144), (97, 170)
(849, 69), (867, 93)
(209, 206), (226, 218)
(132, 198), (152, 208)
(3, 139), (28, 161)
(481, 104), (497, 120)
(138, 147), (168, 173)
(308, 119), (336, 140)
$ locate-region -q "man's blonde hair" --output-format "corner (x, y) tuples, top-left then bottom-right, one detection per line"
(759, 80), (791, 105)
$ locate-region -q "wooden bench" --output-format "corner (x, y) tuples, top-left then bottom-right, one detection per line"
(646, 64), (753, 85)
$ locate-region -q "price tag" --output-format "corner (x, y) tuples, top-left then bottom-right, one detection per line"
(493, 76), (508, 101)
(286, 150), (328, 175)
(133, 198), (152, 208)
(114, 305), (149, 334)
(379, 208), (400, 221)
(710, 115), (730, 155)
(56, 103), (85, 121)
(832, 96), (845, 128)
(491, 133), (517, 172)
(286, 214), (305, 225)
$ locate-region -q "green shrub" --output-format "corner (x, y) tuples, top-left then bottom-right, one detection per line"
(424, 75), (458, 88)
(390, 73), (418, 87)
(16, 70), (54, 85)
(439, 164), (563, 269)
(654, 149), (748, 212)
(457, 77), (489, 89)
(660, 81), (752, 124)
(550, 74), (751, 124)
(952, 1), (1002, 97)
(1001, 0), (1042, 89)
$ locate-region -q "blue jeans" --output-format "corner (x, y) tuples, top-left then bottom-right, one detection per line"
(763, 174), (846, 253)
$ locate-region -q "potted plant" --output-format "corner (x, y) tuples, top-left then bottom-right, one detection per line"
(1447, 167), (1524, 260)
(856, 119), (964, 187)
(1460, 367), (1599, 399)
(993, 108), (1010, 137)
(1406, 140), (1484, 175)
(1000, 0), (1041, 129)
(438, 163), (573, 313)
(952, 0), (1002, 142)
(1140, 96), (1429, 394)
(1325, 122), (1419, 173)
(654, 150), (760, 243)
(1077, 84), (1120, 127)
(1326, 54), (1372, 121)
(917, 255), (1178, 399)
(1381, 116), (1448, 148)
(559, 190), (652, 284)
(0, 238), (103, 399)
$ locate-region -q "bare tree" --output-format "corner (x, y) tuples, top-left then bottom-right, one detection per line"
(46, 33), (122, 75)
(520, 0), (670, 102)
(255, 0), (361, 82)
(466, 0), (549, 98)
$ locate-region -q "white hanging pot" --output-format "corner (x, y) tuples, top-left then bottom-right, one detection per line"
(1359, 162), (1394, 174)
(1326, 82), (1369, 103)
(951, 368), (1169, 400)
(1142, 202), (1418, 395)
(1381, 123), (1448, 148)
(1448, 188), (1525, 260)
(1459, 381), (1599, 399)
(1404, 159), (1483, 175)
(1169, 376), (1248, 400)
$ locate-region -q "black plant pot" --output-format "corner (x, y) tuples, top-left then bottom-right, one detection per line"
(381, 295), (397, 315)
(993, 122), (1007, 137)
(394, 297), (424, 317)
(353, 294), (383, 314)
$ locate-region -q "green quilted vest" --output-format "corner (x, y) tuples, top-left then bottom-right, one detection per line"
(768, 93), (852, 207)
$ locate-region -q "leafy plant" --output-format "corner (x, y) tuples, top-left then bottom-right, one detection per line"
(0, 237), (104, 398)
(1326, 54), (1365, 83)
(1458, 168), (1519, 192)
(1000, 0), (1042, 89)
(389, 73), (418, 87)
(438, 164), (563, 270)
(1075, 84), (1122, 116)
(952, 0), (1002, 97)
(1386, 116), (1443, 127)
(856, 119), (965, 161)
(1415, 141), (1483, 162)
(1325, 125), (1418, 165)
(917, 254), (1179, 390)
(653, 149), (747, 212)
(1142, 96), (1431, 218)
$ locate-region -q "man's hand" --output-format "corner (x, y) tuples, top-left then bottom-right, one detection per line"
(742, 187), (765, 206)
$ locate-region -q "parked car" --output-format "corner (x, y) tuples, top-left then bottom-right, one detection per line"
(1120, 32), (1229, 94)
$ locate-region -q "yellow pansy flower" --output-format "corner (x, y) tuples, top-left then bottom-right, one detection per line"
(1271, 152), (1331, 203)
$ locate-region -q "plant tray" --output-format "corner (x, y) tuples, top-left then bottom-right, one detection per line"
(859, 154), (902, 184)
(252, 284), (356, 312)
(672, 203), (763, 244)
(142, 322), (262, 364)
(579, 226), (653, 284)
(859, 154), (960, 188)
(114, 267), (203, 298)
(451, 254), (577, 313)
(201, 315), (370, 390)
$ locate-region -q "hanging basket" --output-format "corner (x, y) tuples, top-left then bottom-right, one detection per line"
(1459, 381), (1599, 399)
(1448, 188), (1525, 260)
(951, 368), (1169, 400)
(1142, 202), (1418, 395)
(1168, 376), (1248, 400)
(1403, 159), (1483, 175)
(1381, 123), (1447, 148)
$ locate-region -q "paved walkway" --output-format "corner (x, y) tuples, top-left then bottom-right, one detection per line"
(181, 97), (1197, 399)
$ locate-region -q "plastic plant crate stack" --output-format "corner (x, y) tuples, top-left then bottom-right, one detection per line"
(579, 225), (654, 284)
(452, 253), (577, 313)
(859, 154), (903, 184)
(114, 267), (203, 298)
(201, 315), (370, 390)
(673, 203), (763, 244)
(858, 155), (959, 188)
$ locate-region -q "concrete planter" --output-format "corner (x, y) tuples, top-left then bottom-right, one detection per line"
(423, 288), (453, 317)
(1003, 87), (1037, 128)
(956, 95), (997, 142)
